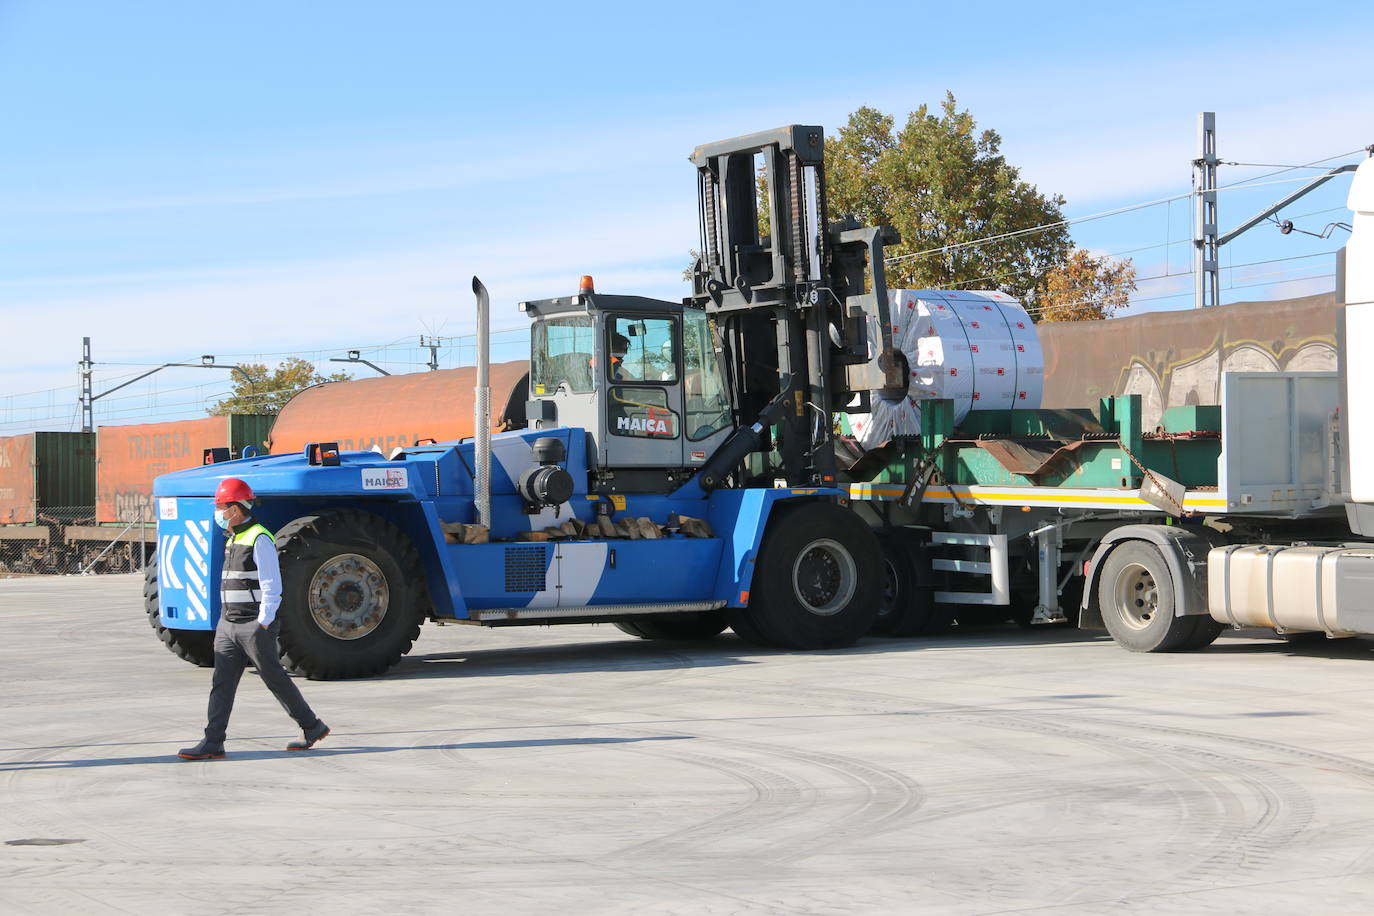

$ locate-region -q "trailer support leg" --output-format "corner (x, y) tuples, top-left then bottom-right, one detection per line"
(1033, 527), (1068, 624)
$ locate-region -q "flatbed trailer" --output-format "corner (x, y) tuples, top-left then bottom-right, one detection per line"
(841, 290), (1371, 650)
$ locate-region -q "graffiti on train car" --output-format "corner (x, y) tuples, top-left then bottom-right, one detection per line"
(127, 431), (196, 461)
(113, 490), (155, 525)
(95, 417), (270, 524)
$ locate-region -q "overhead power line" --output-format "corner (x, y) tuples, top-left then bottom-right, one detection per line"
(883, 145), (1367, 269)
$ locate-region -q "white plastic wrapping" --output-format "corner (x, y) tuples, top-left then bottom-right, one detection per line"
(846, 289), (1044, 450)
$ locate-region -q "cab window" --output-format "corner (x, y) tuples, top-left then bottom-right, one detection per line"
(608, 316), (676, 383)
(531, 317), (595, 394)
(683, 310), (731, 440)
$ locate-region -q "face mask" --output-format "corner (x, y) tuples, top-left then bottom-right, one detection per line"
(214, 508), (230, 530)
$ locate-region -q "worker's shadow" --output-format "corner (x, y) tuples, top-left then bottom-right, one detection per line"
(0, 734), (693, 772)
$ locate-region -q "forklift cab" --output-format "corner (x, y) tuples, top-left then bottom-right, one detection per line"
(521, 283), (733, 475)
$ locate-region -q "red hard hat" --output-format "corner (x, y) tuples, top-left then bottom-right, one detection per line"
(214, 477), (255, 506)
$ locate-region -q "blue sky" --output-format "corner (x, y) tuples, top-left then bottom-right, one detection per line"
(2, 0), (1372, 432)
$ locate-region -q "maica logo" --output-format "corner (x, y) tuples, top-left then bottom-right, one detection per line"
(362, 467), (409, 490)
(617, 416), (672, 436)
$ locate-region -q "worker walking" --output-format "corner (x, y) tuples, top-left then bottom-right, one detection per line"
(178, 477), (329, 760)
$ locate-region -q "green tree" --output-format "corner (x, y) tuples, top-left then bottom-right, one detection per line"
(1036, 248), (1137, 322)
(689, 96), (1135, 321)
(207, 357), (352, 415)
(827, 95), (1075, 311)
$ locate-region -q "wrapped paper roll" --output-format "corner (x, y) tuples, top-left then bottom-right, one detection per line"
(846, 289), (1044, 450)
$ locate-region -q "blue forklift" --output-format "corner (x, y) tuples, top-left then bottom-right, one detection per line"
(147, 125), (913, 678)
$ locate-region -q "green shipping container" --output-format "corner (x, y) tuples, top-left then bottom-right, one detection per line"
(0, 432), (96, 525)
(229, 414), (274, 457)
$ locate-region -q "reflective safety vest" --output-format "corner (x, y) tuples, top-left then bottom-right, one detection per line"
(221, 522), (275, 622)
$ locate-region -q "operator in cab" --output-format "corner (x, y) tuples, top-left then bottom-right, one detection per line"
(610, 332), (638, 380)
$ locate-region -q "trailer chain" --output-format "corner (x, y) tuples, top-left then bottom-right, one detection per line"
(788, 152), (808, 284)
(901, 450), (974, 516)
(899, 457), (939, 510)
(1118, 440), (1193, 518)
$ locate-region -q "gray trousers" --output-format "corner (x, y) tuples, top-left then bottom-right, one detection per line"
(205, 617), (317, 744)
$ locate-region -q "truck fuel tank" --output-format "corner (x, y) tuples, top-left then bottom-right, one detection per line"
(1208, 544), (1374, 635)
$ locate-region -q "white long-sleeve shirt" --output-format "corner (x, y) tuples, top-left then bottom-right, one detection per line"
(251, 532), (283, 626)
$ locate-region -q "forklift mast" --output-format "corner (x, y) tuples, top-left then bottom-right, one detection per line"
(690, 125), (906, 487)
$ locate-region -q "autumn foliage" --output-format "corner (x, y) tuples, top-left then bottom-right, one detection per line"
(208, 357), (351, 415)
(1037, 249), (1138, 322)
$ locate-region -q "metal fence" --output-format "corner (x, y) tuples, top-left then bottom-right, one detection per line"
(0, 507), (154, 577)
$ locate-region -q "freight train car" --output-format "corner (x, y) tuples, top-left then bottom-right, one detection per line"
(267, 360), (529, 455)
(0, 417), (270, 575)
(0, 300), (1339, 578)
(1037, 292), (1338, 426)
(0, 432), (95, 573)
(96, 415), (273, 524)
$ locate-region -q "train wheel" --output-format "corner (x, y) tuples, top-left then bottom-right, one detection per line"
(144, 554), (214, 667)
(275, 510), (429, 679)
(615, 611), (729, 641)
(1098, 541), (1215, 652)
(729, 502), (881, 650)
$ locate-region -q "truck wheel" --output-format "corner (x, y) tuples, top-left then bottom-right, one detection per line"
(1179, 613), (1225, 650)
(1098, 541), (1213, 652)
(144, 554), (214, 668)
(615, 611), (729, 641)
(730, 502), (882, 649)
(275, 510), (429, 679)
(871, 530), (951, 637)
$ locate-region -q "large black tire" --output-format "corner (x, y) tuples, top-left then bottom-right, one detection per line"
(871, 529), (952, 637)
(727, 502), (882, 650)
(274, 510), (430, 679)
(144, 554), (215, 668)
(1098, 541), (1218, 653)
(615, 611), (729, 641)
(1180, 615), (1226, 650)
(725, 604), (775, 648)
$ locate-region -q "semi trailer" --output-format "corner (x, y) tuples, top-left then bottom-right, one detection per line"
(144, 127), (1374, 678)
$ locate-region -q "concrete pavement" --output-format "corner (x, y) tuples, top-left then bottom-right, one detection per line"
(4, 573), (1374, 914)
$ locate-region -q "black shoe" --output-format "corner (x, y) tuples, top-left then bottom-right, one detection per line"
(287, 720), (329, 751)
(177, 739), (225, 760)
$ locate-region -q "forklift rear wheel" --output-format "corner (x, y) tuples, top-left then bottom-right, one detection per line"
(730, 502), (882, 649)
(1098, 541), (1218, 652)
(144, 554), (215, 667)
(275, 510), (429, 679)
(615, 611), (729, 641)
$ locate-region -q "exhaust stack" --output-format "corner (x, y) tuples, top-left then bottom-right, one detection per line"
(472, 276), (492, 530)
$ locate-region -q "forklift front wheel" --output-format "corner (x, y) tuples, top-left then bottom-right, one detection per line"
(730, 502), (881, 649)
(275, 510), (428, 679)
